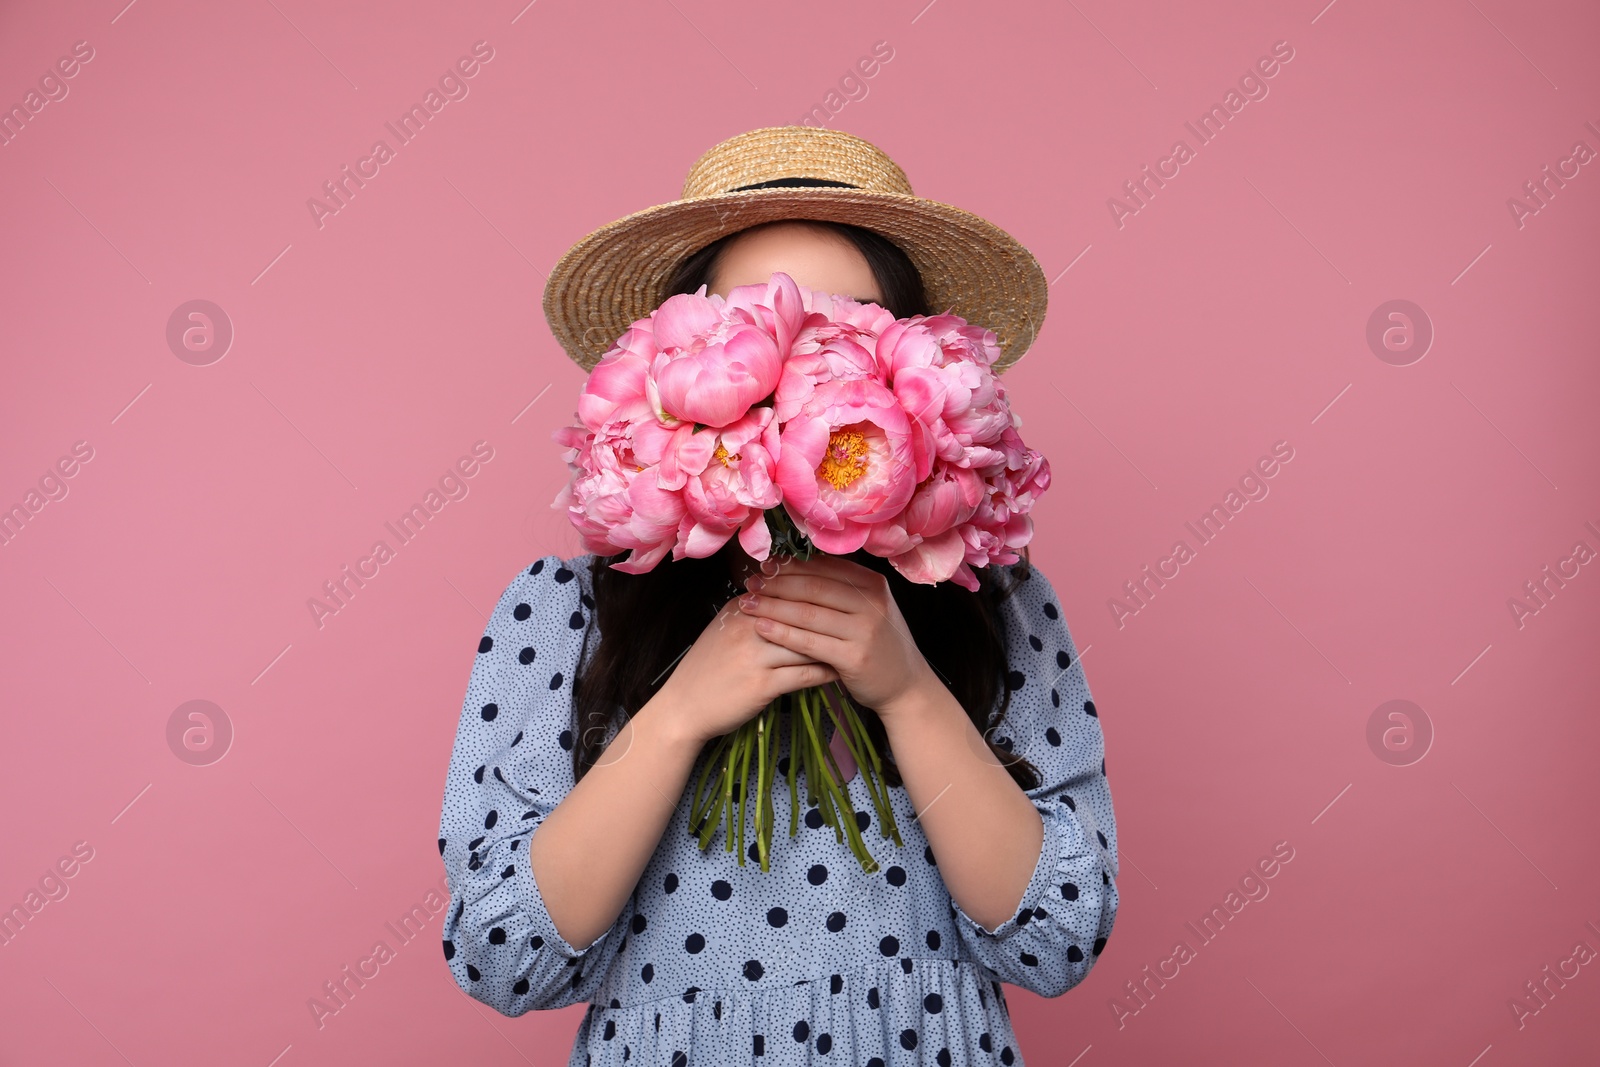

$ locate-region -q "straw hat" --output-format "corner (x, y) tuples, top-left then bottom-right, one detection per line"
(542, 125), (1049, 376)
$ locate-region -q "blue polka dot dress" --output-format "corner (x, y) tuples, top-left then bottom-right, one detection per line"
(439, 553), (1119, 1066)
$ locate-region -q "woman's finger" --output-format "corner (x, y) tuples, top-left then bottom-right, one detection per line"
(740, 614), (832, 666)
(740, 591), (857, 641)
(773, 661), (840, 690)
(752, 636), (829, 668)
(747, 613), (852, 666)
(743, 568), (884, 617)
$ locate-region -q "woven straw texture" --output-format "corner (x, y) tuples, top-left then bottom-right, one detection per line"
(542, 125), (1049, 375)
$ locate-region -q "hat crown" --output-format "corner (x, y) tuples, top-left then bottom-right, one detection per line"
(544, 125), (1047, 376)
(680, 125), (915, 200)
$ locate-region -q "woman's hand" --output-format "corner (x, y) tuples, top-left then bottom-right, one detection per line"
(652, 594), (842, 747)
(734, 554), (939, 715)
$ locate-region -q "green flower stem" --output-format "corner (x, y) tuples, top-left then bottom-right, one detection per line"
(854, 702), (904, 847)
(762, 702), (779, 867)
(816, 714), (880, 871)
(793, 693), (823, 821)
(797, 687), (877, 873)
(815, 685), (871, 794)
(732, 728), (748, 854)
(689, 731), (732, 830)
(696, 769), (726, 850)
(819, 684), (903, 848)
(815, 686), (885, 828)
(768, 707), (781, 844)
(721, 728), (737, 852)
(796, 690), (838, 839)
(736, 709), (753, 863)
(771, 708), (782, 841)
(713, 732), (730, 850)
(855, 718), (902, 847)
(787, 694), (800, 837)
(688, 677), (899, 873)
(753, 705), (768, 870)
(839, 692), (894, 838)
(691, 738), (730, 845)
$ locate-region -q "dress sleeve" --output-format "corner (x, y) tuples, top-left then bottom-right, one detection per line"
(437, 553), (635, 1015)
(948, 561), (1120, 999)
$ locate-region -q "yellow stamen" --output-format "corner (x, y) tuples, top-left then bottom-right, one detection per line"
(713, 440), (742, 467)
(818, 428), (869, 489)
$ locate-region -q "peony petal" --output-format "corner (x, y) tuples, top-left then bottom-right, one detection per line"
(738, 510), (774, 559)
(804, 518), (871, 555)
(651, 292), (728, 351)
(888, 527), (966, 585)
(682, 519), (737, 558)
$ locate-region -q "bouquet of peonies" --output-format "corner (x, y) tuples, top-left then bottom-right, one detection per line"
(550, 271), (1049, 873)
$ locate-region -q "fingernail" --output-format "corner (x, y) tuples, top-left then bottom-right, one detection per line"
(744, 576), (764, 591)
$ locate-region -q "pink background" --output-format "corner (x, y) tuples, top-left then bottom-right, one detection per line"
(3, 0), (1598, 1063)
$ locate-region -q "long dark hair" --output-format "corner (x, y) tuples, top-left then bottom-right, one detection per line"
(571, 214), (1042, 792)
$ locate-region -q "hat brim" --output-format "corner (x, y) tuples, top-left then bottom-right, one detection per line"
(541, 187), (1049, 375)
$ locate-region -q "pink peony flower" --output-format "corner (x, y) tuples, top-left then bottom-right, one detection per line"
(646, 285), (786, 428)
(576, 324), (656, 430)
(551, 416), (685, 574)
(719, 271), (814, 355)
(889, 526), (977, 590)
(551, 332), (694, 572)
(799, 288), (899, 349)
(665, 406), (784, 561)
(773, 377), (922, 556)
(953, 422), (1051, 580)
(552, 270), (1050, 586)
(875, 315), (1013, 474)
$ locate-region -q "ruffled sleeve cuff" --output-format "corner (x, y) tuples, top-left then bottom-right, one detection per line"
(940, 796), (1107, 940)
(513, 833), (627, 959)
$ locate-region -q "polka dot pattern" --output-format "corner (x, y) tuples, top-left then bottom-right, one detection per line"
(440, 554), (1119, 1065)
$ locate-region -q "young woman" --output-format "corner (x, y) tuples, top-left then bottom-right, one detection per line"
(439, 127), (1118, 1067)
